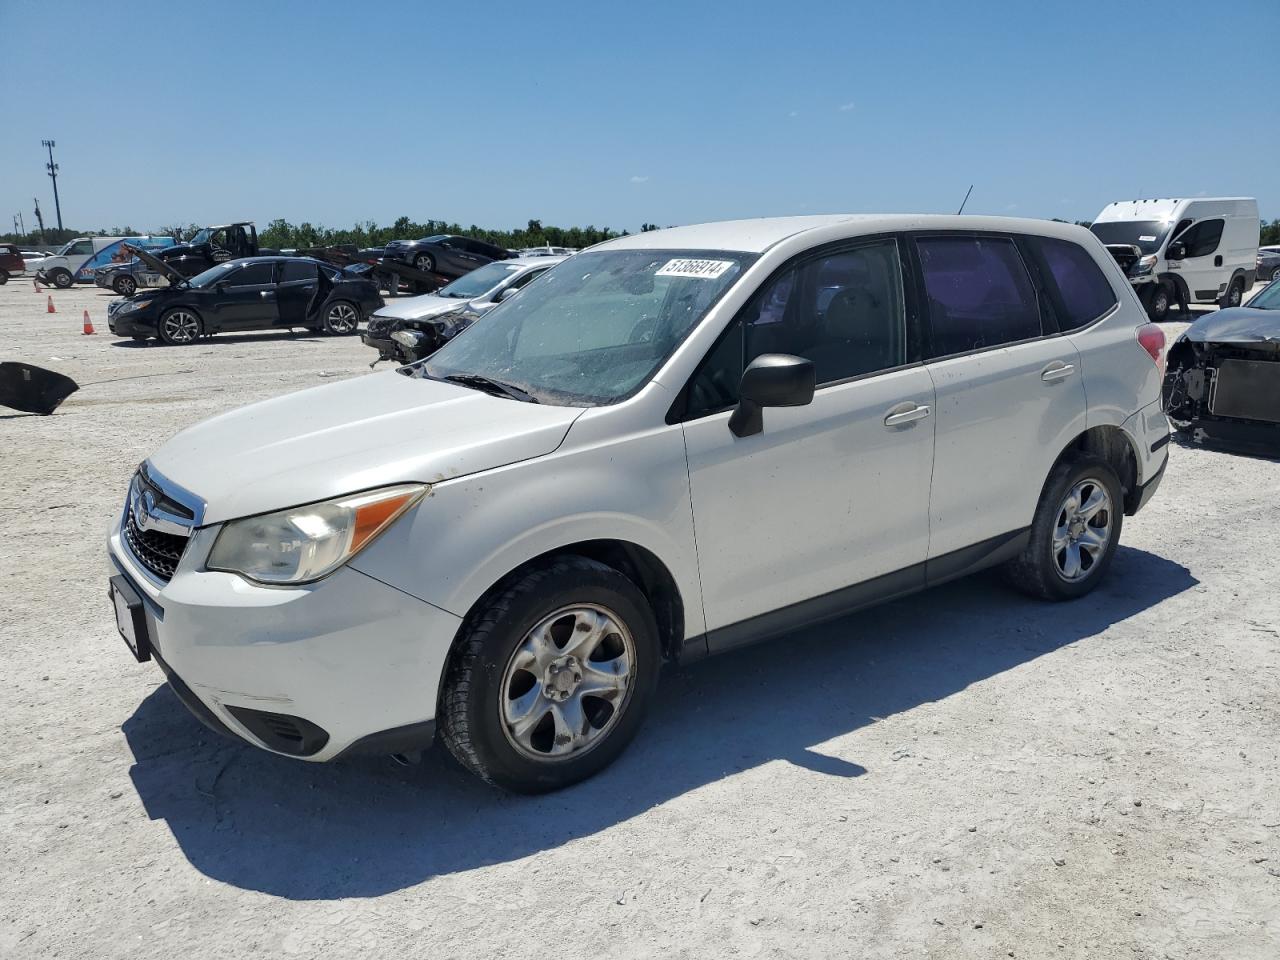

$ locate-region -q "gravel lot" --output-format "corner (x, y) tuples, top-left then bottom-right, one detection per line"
(2, 280), (1277, 959)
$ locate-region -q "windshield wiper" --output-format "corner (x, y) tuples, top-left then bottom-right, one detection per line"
(444, 373), (538, 403)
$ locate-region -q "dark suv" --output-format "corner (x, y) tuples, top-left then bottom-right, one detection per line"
(381, 234), (515, 280)
(0, 243), (24, 284)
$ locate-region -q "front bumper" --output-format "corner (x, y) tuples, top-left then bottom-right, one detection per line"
(107, 511), (460, 761)
(106, 308), (158, 337)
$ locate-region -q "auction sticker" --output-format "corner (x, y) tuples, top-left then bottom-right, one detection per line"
(655, 258), (735, 279)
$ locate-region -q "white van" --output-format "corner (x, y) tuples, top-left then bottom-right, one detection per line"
(36, 236), (138, 288)
(1089, 198), (1259, 320)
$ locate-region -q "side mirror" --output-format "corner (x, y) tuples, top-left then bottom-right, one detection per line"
(495, 285), (518, 302)
(1166, 241), (1186, 261)
(215, 279), (230, 292)
(728, 354), (816, 438)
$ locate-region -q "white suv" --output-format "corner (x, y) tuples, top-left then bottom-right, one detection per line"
(107, 215), (1171, 792)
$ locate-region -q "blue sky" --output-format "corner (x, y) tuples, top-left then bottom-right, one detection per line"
(2, 0), (1277, 235)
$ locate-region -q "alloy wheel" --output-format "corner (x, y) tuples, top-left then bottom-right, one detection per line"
(1052, 478), (1113, 582)
(162, 310), (200, 343)
(1228, 281), (1243, 307)
(326, 302), (358, 333)
(499, 604), (635, 762)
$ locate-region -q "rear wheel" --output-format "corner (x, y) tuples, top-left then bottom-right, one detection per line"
(413, 253), (435, 273)
(1005, 455), (1123, 601)
(50, 268), (74, 289)
(158, 308), (202, 345)
(439, 556), (661, 793)
(321, 300), (359, 334)
(113, 274), (137, 296)
(1219, 276), (1244, 309)
(0, 269), (9, 285)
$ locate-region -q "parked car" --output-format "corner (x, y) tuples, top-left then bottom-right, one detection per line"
(1090, 197), (1260, 320)
(363, 256), (565, 364)
(381, 234), (515, 280)
(34, 235), (177, 288)
(518, 246), (578, 257)
(20, 250), (49, 275)
(0, 243), (24, 284)
(1256, 247), (1280, 283)
(96, 260), (140, 295)
(106, 252), (382, 345)
(128, 223), (268, 290)
(1163, 275), (1280, 451)
(106, 215), (1169, 792)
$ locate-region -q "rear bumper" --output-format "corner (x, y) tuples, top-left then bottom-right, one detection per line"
(1129, 455), (1166, 515)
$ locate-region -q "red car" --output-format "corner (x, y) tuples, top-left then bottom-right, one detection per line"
(0, 243), (25, 284)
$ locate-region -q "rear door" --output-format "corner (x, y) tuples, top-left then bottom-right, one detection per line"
(213, 261), (279, 331)
(276, 260), (322, 327)
(912, 232), (1087, 563)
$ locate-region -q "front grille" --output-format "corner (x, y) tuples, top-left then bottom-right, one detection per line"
(123, 507), (188, 582)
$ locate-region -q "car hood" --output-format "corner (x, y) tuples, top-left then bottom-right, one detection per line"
(126, 244), (187, 285)
(1180, 306), (1280, 344)
(147, 370), (585, 525)
(371, 293), (475, 321)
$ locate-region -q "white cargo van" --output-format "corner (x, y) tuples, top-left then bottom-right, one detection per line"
(1089, 198), (1259, 320)
(35, 236), (144, 289)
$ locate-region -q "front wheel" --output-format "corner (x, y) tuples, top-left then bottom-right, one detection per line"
(113, 274), (137, 296)
(1005, 455), (1123, 601)
(1219, 276), (1244, 309)
(439, 556), (661, 793)
(1142, 282), (1170, 321)
(413, 253), (435, 273)
(321, 300), (359, 335)
(0, 269), (9, 285)
(158, 308), (202, 345)
(50, 268), (74, 289)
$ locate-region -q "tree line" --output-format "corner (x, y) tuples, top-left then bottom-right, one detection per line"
(5, 217), (1280, 249)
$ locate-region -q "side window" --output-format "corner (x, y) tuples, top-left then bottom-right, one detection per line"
(1034, 237), (1118, 330)
(69, 240), (95, 256)
(509, 268), (545, 290)
(686, 240), (906, 416)
(917, 235), (1042, 357)
(228, 262), (275, 286)
(279, 260), (317, 283)
(1179, 219), (1224, 258)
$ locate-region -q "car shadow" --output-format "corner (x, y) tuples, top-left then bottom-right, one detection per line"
(108, 332), (332, 349)
(124, 546), (1196, 900)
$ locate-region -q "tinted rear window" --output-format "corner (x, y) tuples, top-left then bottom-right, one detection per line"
(1034, 237), (1118, 330)
(917, 236), (1042, 357)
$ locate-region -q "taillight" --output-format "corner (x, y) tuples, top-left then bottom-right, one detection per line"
(1136, 323), (1166, 377)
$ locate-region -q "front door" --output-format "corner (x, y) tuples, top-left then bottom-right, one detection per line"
(1168, 218), (1226, 302)
(911, 233), (1087, 560)
(681, 238), (935, 641)
(211, 261), (279, 331)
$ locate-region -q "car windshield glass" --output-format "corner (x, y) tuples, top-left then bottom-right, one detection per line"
(1247, 281), (1280, 310)
(422, 249), (754, 406)
(187, 262), (238, 288)
(1088, 221), (1172, 255)
(417, 235), (448, 244)
(436, 263), (521, 299)
(188, 228), (213, 245)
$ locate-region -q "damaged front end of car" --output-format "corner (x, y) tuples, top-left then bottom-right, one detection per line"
(362, 310), (479, 367)
(1163, 311), (1280, 452)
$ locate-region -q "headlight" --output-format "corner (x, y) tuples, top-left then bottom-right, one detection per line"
(1132, 254), (1158, 276)
(207, 484), (426, 585)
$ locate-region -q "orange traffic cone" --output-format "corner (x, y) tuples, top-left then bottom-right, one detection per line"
(47, 295), (56, 314)
(82, 310), (95, 335)
(33, 277), (42, 293)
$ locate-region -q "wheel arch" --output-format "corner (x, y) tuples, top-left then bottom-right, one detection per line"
(1048, 424), (1143, 516)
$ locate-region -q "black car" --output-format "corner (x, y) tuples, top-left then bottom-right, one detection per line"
(1163, 278), (1280, 451)
(129, 222), (269, 289)
(107, 251), (383, 346)
(381, 234), (515, 279)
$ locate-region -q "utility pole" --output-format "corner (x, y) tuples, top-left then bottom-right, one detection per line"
(34, 198), (46, 244)
(42, 139), (63, 232)
(17, 211), (25, 235)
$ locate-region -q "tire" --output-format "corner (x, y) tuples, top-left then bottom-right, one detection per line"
(131, 335), (149, 343)
(413, 253), (435, 273)
(1219, 276), (1244, 309)
(113, 274), (137, 297)
(0, 270), (9, 285)
(1004, 455), (1123, 601)
(439, 555), (661, 793)
(158, 308), (202, 345)
(1142, 282), (1170, 321)
(321, 300), (360, 335)
(50, 268), (74, 289)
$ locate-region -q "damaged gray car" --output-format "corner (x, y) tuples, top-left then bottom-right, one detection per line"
(1163, 277), (1280, 451)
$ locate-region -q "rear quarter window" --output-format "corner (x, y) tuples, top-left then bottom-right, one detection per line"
(1034, 236), (1118, 330)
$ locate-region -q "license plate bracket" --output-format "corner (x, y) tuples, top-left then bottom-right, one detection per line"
(109, 574), (151, 663)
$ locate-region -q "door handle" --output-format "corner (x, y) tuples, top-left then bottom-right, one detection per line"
(1041, 361), (1075, 382)
(884, 402), (931, 427)
(260, 290), (273, 298)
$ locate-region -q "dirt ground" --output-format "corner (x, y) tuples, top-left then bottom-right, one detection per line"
(1, 279), (1277, 959)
